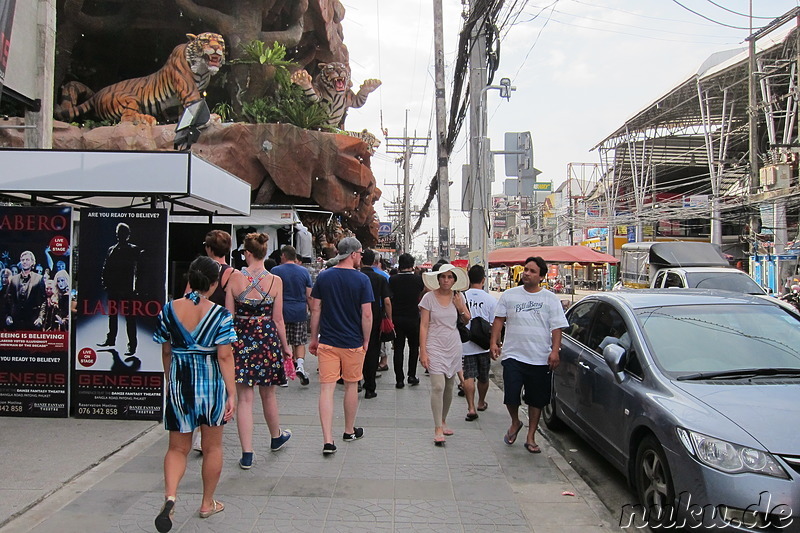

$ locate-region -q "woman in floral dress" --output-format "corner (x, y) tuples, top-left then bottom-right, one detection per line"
(226, 232), (293, 468)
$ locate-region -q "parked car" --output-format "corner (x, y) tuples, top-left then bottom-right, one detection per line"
(544, 289), (800, 530)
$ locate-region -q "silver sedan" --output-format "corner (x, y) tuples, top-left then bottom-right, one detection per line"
(544, 289), (800, 531)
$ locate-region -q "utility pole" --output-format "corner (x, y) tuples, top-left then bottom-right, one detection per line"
(385, 111), (430, 254)
(468, 0), (488, 267)
(433, 0), (451, 261)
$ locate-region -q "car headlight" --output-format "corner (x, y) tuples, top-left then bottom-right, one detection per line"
(676, 428), (789, 479)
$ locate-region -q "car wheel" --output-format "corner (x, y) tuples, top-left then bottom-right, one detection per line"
(542, 395), (565, 431)
(634, 435), (676, 527)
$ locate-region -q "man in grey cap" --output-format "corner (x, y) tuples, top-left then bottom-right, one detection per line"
(309, 237), (374, 455)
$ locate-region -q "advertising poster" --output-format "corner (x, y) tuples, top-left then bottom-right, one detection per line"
(74, 209), (167, 420)
(0, 0), (16, 99)
(0, 206), (72, 418)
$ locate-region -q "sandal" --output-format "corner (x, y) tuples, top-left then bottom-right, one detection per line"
(465, 412), (479, 421)
(442, 428), (454, 436)
(155, 498), (175, 533)
(434, 435), (446, 446)
(503, 422), (523, 445)
(524, 442), (542, 454)
(198, 500), (225, 519)
(377, 364), (389, 371)
(477, 402), (488, 411)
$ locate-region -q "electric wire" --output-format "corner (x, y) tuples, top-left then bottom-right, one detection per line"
(669, 0), (753, 30)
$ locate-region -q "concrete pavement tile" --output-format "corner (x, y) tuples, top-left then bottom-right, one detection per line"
(323, 520), (394, 531)
(393, 481), (454, 501)
(510, 481), (589, 503)
(114, 453), (163, 473)
(503, 464), (566, 485)
(449, 464), (505, 481)
(259, 495), (330, 520)
(531, 525), (617, 533)
(215, 474), (281, 496)
(286, 460), (343, 478)
(394, 499), (459, 522)
(178, 517), (258, 532)
(325, 498), (394, 522)
(27, 510), (125, 532)
(457, 499), (528, 526)
(270, 478), (337, 498)
(394, 524), (462, 533)
(251, 518), (326, 532)
(521, 501), (611, 527)
(394, 463), (449, 480)
(339, 461), (395, 480)
(463, 525), (536, 533)
(452, 480), (516, 501)
(332, 478), (395, 500)
(89, 472), (161, 492)
(0, 489), (40, 523)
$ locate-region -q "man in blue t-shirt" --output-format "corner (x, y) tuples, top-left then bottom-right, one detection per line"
(309, 237), (374, 455)
(271, 245), (313, 385)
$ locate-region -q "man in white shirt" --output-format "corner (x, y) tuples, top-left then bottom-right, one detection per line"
(461, 265), (496, 421)
(490, 256), (568, 454)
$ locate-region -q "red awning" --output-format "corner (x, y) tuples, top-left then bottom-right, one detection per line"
(488, 246), (619, 267)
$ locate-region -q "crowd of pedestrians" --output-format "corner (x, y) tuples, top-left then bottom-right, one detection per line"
(151, 232), (567, 533)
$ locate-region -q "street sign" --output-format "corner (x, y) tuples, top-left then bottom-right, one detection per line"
(378, 221), (392, 236)
(532, 182), (551, 191)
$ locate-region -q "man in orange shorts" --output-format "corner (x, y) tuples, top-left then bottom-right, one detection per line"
(309, 237), (374, 455)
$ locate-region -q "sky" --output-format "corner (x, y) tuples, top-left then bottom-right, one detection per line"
(338, 0), (800, 254)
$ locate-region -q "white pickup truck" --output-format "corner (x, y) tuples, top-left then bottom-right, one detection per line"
(616, 242), (765, 295)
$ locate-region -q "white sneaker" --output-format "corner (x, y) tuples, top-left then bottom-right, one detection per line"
(296, 361), (310, 386)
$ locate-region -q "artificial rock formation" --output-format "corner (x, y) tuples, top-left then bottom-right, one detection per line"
(0, 119), (380, 244)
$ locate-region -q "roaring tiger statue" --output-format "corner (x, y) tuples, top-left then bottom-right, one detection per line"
(291, 62), (381, 132)
(55, 33), (226, 126)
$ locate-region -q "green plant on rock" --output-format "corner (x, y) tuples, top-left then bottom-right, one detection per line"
(211, 102), (234, 122)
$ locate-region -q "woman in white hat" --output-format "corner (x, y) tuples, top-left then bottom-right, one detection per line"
(418, 264), (471, 445)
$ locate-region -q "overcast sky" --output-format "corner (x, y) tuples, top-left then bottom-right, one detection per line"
(338, 0), (799, 250)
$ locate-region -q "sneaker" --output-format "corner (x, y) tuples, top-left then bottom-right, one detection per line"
(279, 379), (289, 388)
(364, 390), (377, 399)
(396, 382), (405, 389)
(296, 368), (310, 386)
(357, 381), (363, 393)
(408, 376), (420, 386)
(343, 427), (364, 441)
(239, 452), (254, 469)
(322, 442), (337, 455)
(270, 429), (292, 451)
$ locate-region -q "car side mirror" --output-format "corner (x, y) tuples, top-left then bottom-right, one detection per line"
(603, 343), (627, 384)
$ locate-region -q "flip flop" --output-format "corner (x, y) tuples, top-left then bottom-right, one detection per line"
(155, 498), (175, 533)
(465, 412), (479, 421)
(434, 435), (446, 446)
(477, 402), (488, 411)
(376, 364), (389, 371)
(524, 442), (542, 454)
(198, 500), (225, 519)
(442, 428), (454, 436)
(503, 423), (523, 445)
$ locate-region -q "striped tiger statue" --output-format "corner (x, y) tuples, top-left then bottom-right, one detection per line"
(291, 62), (381, 131)
(55, 33), (226, 126)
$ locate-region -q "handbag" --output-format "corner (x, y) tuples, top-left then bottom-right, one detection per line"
(456, 316), (471, 343)
(380, 316), (395, 342)
(283, 356), (297, 381)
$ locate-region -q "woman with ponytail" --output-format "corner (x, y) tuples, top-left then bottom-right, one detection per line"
(152, 256), (237, 532)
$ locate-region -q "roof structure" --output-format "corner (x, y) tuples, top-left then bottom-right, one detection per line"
(488, 246), (619, 267)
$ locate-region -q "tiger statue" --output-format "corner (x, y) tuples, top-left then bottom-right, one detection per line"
(291, 62), (381, 131)
(55, 33), (226, 126)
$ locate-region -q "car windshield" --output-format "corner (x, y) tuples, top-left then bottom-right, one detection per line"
(684, 272), (764, 294)
(636, 304), (800, 374)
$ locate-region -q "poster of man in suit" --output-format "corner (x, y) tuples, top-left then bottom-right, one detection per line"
(74, 208), (166, 420)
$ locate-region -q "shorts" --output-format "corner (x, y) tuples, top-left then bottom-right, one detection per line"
(462, 352), (490, 382)
(501, 358), (551, 408)
(317, 343), (366, 384)
(286, 321), (308, 346)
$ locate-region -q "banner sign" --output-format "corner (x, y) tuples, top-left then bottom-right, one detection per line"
(0, 206), (72, 418)
(0, 0), (15, 94)
(74, 209), (167, 420)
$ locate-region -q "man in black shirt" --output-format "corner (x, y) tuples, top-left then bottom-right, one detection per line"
(388, 253), (425, 388)
(359, 249), (391, 399)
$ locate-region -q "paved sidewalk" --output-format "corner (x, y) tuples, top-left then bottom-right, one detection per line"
(1, 357), (621, 533)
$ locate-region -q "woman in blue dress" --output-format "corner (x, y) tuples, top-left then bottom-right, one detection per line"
(152, 256), (237, 532)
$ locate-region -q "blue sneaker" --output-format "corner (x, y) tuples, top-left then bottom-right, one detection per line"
(270, 429), (292, 451)
(239, 452), (254, 469)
